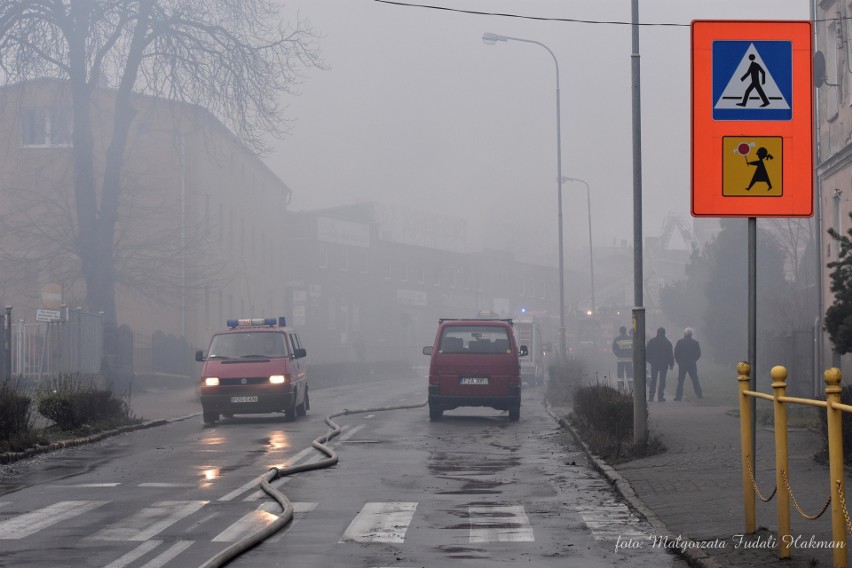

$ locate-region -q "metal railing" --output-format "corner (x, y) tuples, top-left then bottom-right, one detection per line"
(738, 362), (851, 567)
(10, 308), (103, 379)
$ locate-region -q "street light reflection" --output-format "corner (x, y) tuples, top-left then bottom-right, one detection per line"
(200, 434), (226, 446)
(267, 431), (290, 451)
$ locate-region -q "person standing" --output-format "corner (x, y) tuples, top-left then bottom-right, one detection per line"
(611, 326), (633, 392)
(646, 327), (674, 402)
(674, 327), (703, 401)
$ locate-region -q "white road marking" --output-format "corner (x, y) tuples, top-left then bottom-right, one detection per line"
(469, 505), (534, 543)
(213, 502), (317, 542)
(139, 539), (193, 568)
(139, 483), (196, 488)
(52, 483), (121, 488)
(103, 539), (163, 568)
(0, 500), (108, 539)
(576, 502), (648, 541)
(90, 501), (207, 541)
(340, 502), (417, 543)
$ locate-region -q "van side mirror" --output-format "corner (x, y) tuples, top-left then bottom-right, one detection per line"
(518, 345), (529, 357)
(195, 350), (205, 362)
(423, 346), (433, 356)
(293, 348), (307, 359)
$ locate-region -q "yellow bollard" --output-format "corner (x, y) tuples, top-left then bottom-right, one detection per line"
(737, 361), (756, 533)
(771, 366), (791, 558)
(824, 367), (848, 568)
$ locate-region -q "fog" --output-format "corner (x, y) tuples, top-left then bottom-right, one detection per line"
(267, 0), (810, 262)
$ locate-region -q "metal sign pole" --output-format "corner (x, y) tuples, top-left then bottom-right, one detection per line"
(748, 218), (757, 456)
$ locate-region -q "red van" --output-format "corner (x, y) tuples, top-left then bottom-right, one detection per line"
(423, 318), (528, 421)
(196, 317), (308, 425)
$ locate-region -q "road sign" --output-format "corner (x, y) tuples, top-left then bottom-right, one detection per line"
(36, 308), (61, 322)
(692, 20), (812, 217)
(723, 136), (783, 197)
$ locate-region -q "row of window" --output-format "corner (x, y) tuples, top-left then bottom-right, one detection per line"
(20, 107), (72, 147)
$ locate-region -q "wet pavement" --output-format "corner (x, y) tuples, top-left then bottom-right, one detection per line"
(9, 377), (850, 567)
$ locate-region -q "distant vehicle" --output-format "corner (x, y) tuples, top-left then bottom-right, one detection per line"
(196, 317), (308, 426)
(513, 318), (545, 386)
(422, 317), (528, 421)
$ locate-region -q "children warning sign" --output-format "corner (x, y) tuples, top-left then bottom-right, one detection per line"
(722, 137), (782, 197)
(691, 20), (812, 217)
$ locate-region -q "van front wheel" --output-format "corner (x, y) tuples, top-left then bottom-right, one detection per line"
(429, 406), (443, 421)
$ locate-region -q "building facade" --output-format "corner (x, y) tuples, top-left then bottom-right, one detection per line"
(815, 3), (852, 373)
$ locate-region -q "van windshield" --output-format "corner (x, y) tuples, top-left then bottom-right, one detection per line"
(439, 326), (511, 354)
(208, 332), (289, 359)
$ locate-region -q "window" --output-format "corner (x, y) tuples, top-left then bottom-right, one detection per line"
(340, 246), (349, 271)
(20, 107), (72, 147)
(826, 19), (840, 120)
(318, 243), (328, 269)
(354, 249), (368, 274)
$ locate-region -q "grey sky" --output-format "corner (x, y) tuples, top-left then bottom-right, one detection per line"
(267, 1), (810, 260)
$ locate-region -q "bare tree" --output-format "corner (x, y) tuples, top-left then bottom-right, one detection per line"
(0, 0), (322, 323)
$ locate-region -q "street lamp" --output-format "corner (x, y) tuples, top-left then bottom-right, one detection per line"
(562, 177), (595, 317)
(482, 32), (566, 358)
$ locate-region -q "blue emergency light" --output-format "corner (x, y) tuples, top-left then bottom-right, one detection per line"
(226, 318), (278, 329)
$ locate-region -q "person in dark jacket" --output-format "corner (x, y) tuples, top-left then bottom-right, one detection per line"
(646, 327), (674, 402)
(674, 327), (703, 401)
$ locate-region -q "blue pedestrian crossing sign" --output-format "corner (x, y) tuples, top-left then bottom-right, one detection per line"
(712, 41), (792, 121)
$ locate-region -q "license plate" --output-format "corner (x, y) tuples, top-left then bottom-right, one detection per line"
(230, 396), (259, 403)
(460, 377), (489, 385)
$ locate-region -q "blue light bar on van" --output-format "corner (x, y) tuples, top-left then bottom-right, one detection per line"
(226, 318), (277, 329)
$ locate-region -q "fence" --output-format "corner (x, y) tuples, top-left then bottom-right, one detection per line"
(0, 308), (194, 383)
(737, 362), (851, 568)
(9, 308), (103, 379)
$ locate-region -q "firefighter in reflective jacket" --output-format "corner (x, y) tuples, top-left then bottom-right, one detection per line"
(611, 326), (633, 390)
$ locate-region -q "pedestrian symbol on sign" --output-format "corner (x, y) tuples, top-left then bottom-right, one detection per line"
(712, 41), (792, 121)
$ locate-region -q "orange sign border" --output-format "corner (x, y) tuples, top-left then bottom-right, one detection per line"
(691, 20), (813, 217)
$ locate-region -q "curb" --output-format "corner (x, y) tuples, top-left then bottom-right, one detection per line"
(0, 413), (199, 465)
(543, 398), (724, 568)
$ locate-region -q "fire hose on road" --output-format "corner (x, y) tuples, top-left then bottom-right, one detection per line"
(198, 399), (427, 568)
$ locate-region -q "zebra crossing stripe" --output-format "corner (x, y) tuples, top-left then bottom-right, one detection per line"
(576, 503), (648, 541)
(340, 502), (418, 543)
(138, 539), (193, 568)
(468, 505), (534, 543)
(90, 501), (207, 541)
(213, 502), (317, 542)
(103, 539), (163, 568)
(0, 500), (108, 539)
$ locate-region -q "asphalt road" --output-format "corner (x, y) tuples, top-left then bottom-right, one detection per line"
(0, 377), (687, 567)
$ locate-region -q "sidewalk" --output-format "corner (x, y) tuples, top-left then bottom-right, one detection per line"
(125, 383), (200, 423)
(605, 398), (849, 567)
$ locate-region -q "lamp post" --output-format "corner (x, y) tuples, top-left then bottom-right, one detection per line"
(482, 32), (566, 358)
(562, 177), (595, 317)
